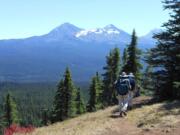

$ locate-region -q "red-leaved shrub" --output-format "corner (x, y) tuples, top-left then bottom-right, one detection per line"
(4, 124), (35, 135)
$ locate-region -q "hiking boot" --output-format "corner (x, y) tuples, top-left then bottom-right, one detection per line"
(119, 112), (123, 117)
(123, 111), (127, 116)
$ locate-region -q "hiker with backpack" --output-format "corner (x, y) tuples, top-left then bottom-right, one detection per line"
(115, 72), (131, 117)
(128, 73), (136, 110)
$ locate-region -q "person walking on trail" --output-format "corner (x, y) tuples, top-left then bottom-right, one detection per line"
(128, 73), (136, 110)
(115, 72), (131, 117)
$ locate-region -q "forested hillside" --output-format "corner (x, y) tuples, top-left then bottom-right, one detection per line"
(0, 24), (156, 82)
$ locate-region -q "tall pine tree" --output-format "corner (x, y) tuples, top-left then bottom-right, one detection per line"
(147, 0), (180, 99)
(87, 72), (103, 112)
(122, 48), (128, 71)
(95, 72), (103, 108)
(102, 48), (120, 106)
(51, 80), (65, 122)
(87, 77), (96, 112)
(123, 29), (142, 81)
(51, 68), (77, 123)
(63, 68), (77, 117)
(3, 93), (20, 127)
(75, 88), (86, 114)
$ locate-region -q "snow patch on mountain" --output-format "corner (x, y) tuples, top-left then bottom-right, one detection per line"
(75, 24), (121, 38)
(76, 29), (102, 37)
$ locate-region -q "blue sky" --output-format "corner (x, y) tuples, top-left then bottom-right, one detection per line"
(0, 0), (169, 39)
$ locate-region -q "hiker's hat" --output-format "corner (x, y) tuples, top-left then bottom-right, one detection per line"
(129, 72), (134, 77)
(121, 72), (127, 77)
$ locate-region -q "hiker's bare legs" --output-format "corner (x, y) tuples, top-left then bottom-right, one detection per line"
(118, 96), (123, 117)
(128, 91), (134, 110)
(118, 95), (129, 117)
(122, 94), (129, 116)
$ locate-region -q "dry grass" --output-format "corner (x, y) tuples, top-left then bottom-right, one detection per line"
(16, 107), (118, 135)
(128, 100), (180, 129)
(15, 98), (180, 135)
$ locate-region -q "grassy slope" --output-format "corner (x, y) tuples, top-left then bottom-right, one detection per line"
(16, 96), (180, 135)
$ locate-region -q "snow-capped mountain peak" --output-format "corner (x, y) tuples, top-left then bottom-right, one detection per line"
(75, 25), (121, 38)
(74, 24), (132, 43)
(103, 24), (120, 34)
(39, 22), (158, 45)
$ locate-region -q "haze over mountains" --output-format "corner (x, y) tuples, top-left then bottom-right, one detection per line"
(0, 23), (160, 82)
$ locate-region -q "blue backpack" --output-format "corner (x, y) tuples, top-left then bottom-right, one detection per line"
(116, 78), (129, 95)
(129, 77), (136, 91)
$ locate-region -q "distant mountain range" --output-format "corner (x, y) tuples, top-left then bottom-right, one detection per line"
(0, 23), (161, 82)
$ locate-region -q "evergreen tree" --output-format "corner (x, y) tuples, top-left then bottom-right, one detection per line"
(87, 72), (103, 111)
(63, 68), (77, 117)
(122, 48), (128, 71)
(87, 76), (96, 112)
(123, 30), (142, 81)
(102, 48), (120, 106)
(147, 0), (180, 99)
(51, 68), (77, 122)
(75, 88), (86, 114)
(51, 80), (65, 122)
(3, 93), (20, 127)
(95, 72), (103, 108)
